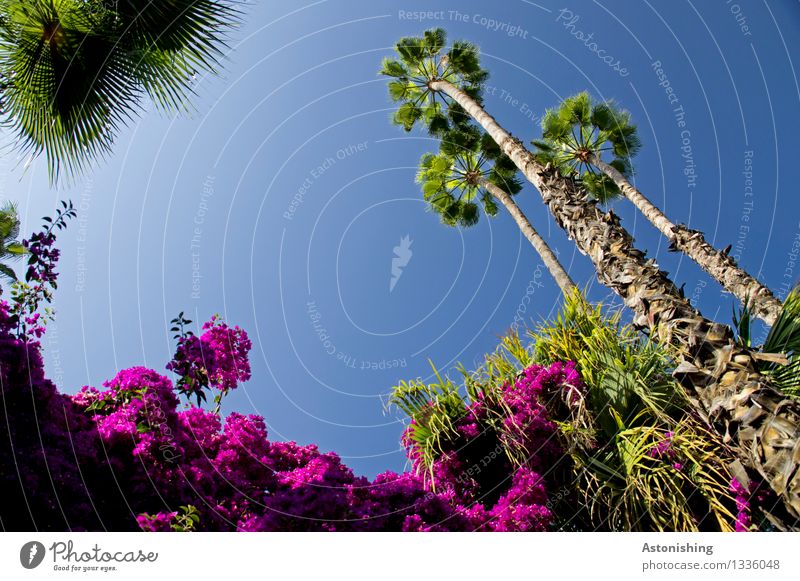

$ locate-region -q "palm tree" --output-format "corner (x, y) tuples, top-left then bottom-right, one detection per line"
(0, 201), (26, 287)
(381, 28), (800, 523)
(417, 125), (575, 292)
(0, 0), (236, 180)
(533, 92), (782, 326)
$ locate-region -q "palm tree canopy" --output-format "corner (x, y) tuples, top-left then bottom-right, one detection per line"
(381, 28), (488, 136)
(0, 201), (26, 285)
(0, 0), (236, 180)
(416, 125), (522, 227)
(533, 91), (642, 203)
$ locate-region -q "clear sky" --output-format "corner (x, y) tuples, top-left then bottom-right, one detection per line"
(3, 0), (800, 478)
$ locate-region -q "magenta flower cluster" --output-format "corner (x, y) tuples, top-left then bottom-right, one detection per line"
(399, 361), (584, 531)
(647, 432), (685, 472)
(136, 511), (178, 532)
(23, 231), (59, 287)
(166, 315), (252, 404)
(729, 477), (756, 532)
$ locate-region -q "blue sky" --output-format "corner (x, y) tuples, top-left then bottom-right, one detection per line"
(3, 0), (800, 477)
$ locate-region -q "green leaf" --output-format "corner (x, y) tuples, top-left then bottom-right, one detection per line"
(422, 179), (445, 199)
(387, 80), (410, 101)
(395, 36), (427, 66)
(423, 28), (446, 55)
(0, 263), (17, 282)
(447, 41), (482, 76)
(380, 57), (407, 78)
(393, 102), (422, 131)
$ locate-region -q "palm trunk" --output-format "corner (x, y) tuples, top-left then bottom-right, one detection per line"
(430, 78), (800, 523)
(589, 154), (782, 326)
(479, 177), (576, 293)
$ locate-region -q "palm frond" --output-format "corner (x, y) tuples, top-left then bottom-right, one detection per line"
(764, 288), (800, 355)
(0, 0), (237, 180)
(535, 92), (642, 203)
(757, 288), (800, 397)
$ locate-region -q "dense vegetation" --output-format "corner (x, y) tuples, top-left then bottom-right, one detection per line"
(0, 7), (799, 531)
(0, 212), (786, 531)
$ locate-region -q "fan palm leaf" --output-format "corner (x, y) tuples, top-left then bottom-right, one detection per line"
(0, 0), (236, 179)
(380, 28), (487, 137)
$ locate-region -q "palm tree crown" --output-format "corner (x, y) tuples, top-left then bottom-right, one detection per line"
(417, 126), (521, 227)
(381, 28), (487, 136)
(533, 91), (641, 203)
(0, 0), (236, 180)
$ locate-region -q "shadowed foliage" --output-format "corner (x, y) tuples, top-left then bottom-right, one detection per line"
(0, 201), (26, 286)
(0, 0), (237, 180)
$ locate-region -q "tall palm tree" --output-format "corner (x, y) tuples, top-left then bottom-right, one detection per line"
(417, 125), (576, 292)
(382, 28), (800, 523)
(0, 201), (26, 287)
(0, 0), (236, 180)
(533, 92), (782, 326)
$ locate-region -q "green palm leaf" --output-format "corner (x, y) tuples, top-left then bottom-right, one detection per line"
(381, 28), (487, 136)
(0, 201), (26, 286)
(0, 0), (237, 180)
(532, 91), (640, 204)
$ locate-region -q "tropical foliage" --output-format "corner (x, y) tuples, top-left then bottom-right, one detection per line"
(734, 290), (800, 398)
(0, 201), (26, 286)
(529, 291), (748, 531)
(1, 16), (798, 534)
(383, 28), (800, 523)
(0, 0), (236, 179)
(417, 126), (521, 227)
(381, 28), (486, 136)
(532, 91), (640, 203)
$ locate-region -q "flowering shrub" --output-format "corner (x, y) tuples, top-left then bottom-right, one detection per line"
(167, 313), (252, 409)
(394, 361), (587, 531)
(5, 201), (76, 340)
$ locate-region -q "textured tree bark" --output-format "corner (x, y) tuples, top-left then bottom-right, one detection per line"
(589, 154), (782, 326)
(479, 177), (576, 293)
(430, 78), (800, 523)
